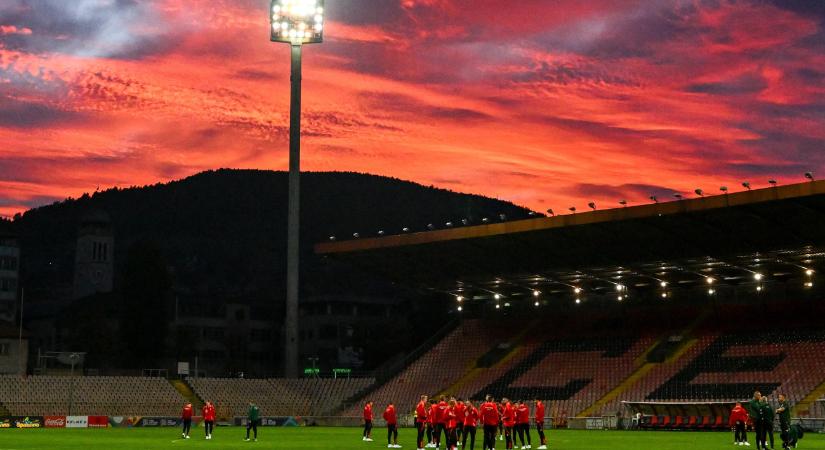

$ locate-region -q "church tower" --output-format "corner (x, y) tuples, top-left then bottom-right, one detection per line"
(73, 210), (114, 299)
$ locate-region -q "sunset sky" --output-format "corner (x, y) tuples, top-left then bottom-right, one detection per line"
(1, 0), (825, 218)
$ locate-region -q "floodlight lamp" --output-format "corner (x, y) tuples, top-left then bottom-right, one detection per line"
(457, 296), (464, 302)
(402, 227), (410, 233)
(574, 287), (582, 294)
(482, 218), (489, 223)
(708, 288), (715, 295)
(575, 298), (581, 304)
(270, 0), (325, 44)
(377, 230), (385, 236)
(756, 285), (763, 292)
(805, 282), (814, 288)
(660, 281), (667, 288)
(329, 235), (336, 241)
(615, 284), (624, 292)
(457, 306), (463, 312)
(754, 273), (763, 281)
(494, 294), (501, 300)
(533, 290), (540, 297)
(661, 292), (668, 298)
(352, 232), (360, 238)
(445, 222), (453, 227)
(806, 269), (814, 276)
(706, 277), (714, 284)
(534, 301), (540, 307)
(495, 303), (501, 309)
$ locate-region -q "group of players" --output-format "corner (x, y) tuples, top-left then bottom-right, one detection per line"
(729, 391), (793, 449)
(363, 395), (548, 450)
(179, 400), (261, 442)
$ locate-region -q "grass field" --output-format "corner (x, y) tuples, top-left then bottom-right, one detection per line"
(0, 427), (823, 450)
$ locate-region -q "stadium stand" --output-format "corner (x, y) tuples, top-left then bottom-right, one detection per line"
(0, 375), (183, 416)
(187, 377), (373, 418)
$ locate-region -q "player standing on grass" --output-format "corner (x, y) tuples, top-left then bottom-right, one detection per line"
(729, 402), (750, 446)
(759, 396), (775, 450)
(776, 394), (791, 450)
(749, 391), (763, 449)
(428, 399), (438, 448)
(481, 395), (499, 450)
(363, 400), (375, 442)
(435, 395), (449, 449)
(501, 399), (515, 450)
(454, 397), (465, 444)
(533, 400), (546, 450)
(515, 401), (530, 449)
(416, 395), (429, 450)
(245, 401), (260, 442)
(462, 400), (478, 450)
(202, 401), (216, 440)
(180, 402), (193, 439)
(446, 399), (459, 450)
(384, 401), (400, 448)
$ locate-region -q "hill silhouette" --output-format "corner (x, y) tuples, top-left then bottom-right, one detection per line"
(14, 169), (533, 298)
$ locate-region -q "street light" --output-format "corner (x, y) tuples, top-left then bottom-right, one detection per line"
(270, 0), (325, 378)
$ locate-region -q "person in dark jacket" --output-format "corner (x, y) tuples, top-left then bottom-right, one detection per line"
(759, 396), (774, 450)
(776, 394), (791, 450)
(749, 391), (763, 448)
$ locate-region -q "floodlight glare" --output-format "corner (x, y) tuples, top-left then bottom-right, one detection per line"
(575, 298), (581, 304)
(574, 287), (582, 294)
(706, 277), (714, 284)
(457, 306), (463, 312)
(806, 269), (814, 276)
(457, 296), (464, 302)
(660, 281), (667, 288)
(271, 0), (324, 44)
(754, 273), (763, 281)
(494, 294), (501, 300)
(533, 290), (540, 297)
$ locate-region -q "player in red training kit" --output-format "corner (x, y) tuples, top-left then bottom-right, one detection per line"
(501, 399), (515, 450)
(480, 395), (500, 450)
(180, 402), (193, 439)
(446, 399), (459, 450)
(363, 401), (374, 441)
(515, 400), (531, 449)
(533, 400), (546, 450)
(454, 398), (466, 444)
(462, 400), (479, 450)
(416, 395), (429, 450)
(384, 402), (400, 448)
(435, 395), (449, 449)
(729, 402), (750, 446)
(202, 401), (216, 440)
(428, 399), (438, 447)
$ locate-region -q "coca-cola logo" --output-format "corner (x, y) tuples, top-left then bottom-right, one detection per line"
(45, 417), (66, 427)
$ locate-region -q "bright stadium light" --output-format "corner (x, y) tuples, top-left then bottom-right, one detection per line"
(706, 277), (714, 284)
(661, 292), (668, 298)
(533, 290), (540, 297)
(457, 296), (464, 302)
(534, 301), (540, 307)
(754, 273), (763, 281)
(494, 294), (501, 300)
(708, 288), (715, 295)
(615, 284), (624, 292)
(457, 306), (463, 312)
(805, 282), (814, 288)
(660, 281), (667, 288)
(495, 303), (501, 309)
(575, 298), (581, 304)
(756, 285), (763, 292)
(806, 269), (814, 276)
(271, 0), (325, 377)
(574, 287), (582, 294)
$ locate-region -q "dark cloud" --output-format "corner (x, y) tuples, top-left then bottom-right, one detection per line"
(685, 73), (768, 95)
(766, 0), (825, 22)
(0, 95), (85, 128)
(0, 0), (179, 59)
(565, 183), (682, 201)
(325, 0), (407, 26)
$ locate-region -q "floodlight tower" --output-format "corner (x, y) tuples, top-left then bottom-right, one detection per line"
(270, 0), (324, 377)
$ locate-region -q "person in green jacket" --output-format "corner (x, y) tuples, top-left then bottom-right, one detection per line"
(749, 391), (763, 447)
(776, 394), (791, 450)
(759, 396), (774, 450)
(245, 401), (261, 442)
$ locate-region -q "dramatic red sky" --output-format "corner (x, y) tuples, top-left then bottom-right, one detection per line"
(2, 0), (825, 218)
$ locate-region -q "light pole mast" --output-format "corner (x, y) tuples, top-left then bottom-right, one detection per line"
(270, 0), (325, 378)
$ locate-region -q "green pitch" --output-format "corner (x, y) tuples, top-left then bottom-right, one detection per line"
(0, 427), (823, 449)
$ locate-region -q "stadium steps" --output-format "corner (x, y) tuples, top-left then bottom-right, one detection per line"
(793, 378), (825, 416)
(436, 319), (540, 398)
(171, 379), (203, 410)
(577, 336), (700, 417)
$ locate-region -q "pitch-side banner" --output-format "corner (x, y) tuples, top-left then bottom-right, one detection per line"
(0, 416), (44, 428)
(44, 416), (66, 428)
(66, 416), (89, 428)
